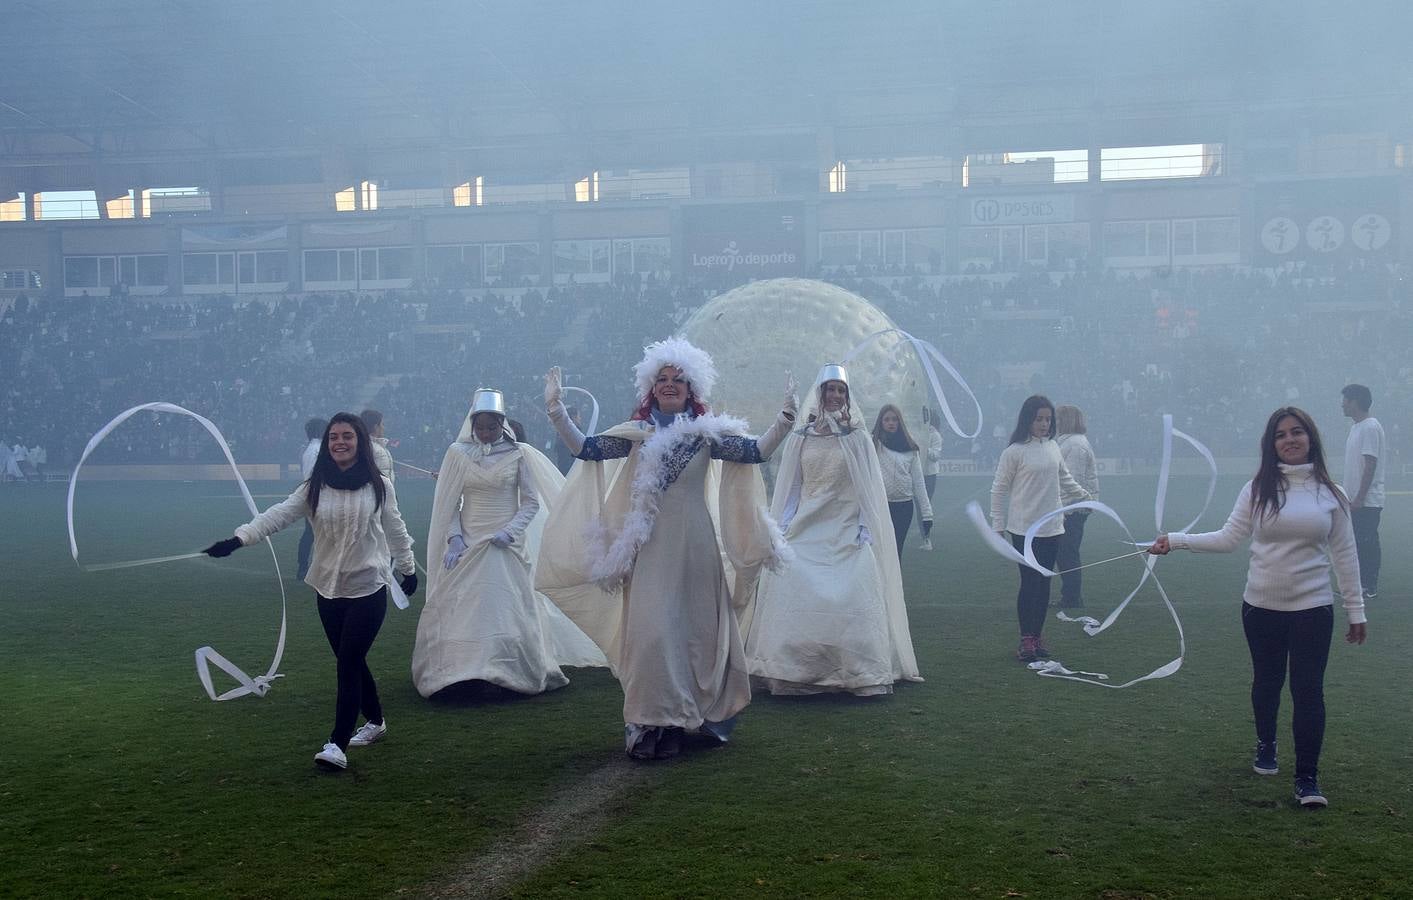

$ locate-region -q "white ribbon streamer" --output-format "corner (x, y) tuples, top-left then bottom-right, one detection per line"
(67, 402), (288, 701)
(842, 328), (983, 440)
(563, 385), (601, 436)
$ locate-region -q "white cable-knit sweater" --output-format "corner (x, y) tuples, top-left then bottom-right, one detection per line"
(990, 437), (1089, 537)
(877, 445), (933, 520)
(1169, 464), (1365, 624)
(236, 475), (416, 600)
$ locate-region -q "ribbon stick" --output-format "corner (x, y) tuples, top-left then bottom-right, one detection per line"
(842, 328), (983, 440)
(68, 402), (288, 701)
(394, 459), (436, 476)
(1155, 413), (1218, 536)
(563, 385), (601, 436)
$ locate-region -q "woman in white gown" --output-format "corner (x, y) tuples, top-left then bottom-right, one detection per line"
(537, 338), (794, 760)
(413, 389), (603, 698)
(746, 364), (923, 696)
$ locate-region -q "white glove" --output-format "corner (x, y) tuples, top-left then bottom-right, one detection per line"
(544, 366), (563, 409)
(782, 373), (799, 420)
(490, 530), (513, 548)
(443, 534), (468, 570)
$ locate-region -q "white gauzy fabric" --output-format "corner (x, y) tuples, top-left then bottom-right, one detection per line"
(963, 416), (1218, 688)
(66, 402), (288, 701)
(746, 376), (921, 695)
(563, 386), (601, 437)
(842, 327), (983, 440)
(415, 439), (604, 696)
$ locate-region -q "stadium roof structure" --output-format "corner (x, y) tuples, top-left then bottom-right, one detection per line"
(4, 0), (1410, 194)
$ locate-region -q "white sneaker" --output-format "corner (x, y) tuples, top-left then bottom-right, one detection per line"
(919, 538), (934, 551)
(348, 719), (387, 747)
(314, 742), (348, 770)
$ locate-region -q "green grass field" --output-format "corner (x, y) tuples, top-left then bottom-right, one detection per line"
(3, 475), (1409, 899)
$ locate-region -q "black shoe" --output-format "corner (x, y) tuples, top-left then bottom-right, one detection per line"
(654, 727), (684, 759)
(1253, 740), (1278, 775)
(1294, 776), (1327, 807)
(627, 729), (659, 761)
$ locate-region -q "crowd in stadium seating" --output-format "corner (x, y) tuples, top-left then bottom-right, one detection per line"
(1, 261), (1407, 481)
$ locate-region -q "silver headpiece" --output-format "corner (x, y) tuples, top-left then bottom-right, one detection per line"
(470, 388), (506, 418)
(816, 363), (849, 387)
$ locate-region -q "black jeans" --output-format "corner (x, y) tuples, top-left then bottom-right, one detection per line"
(1241, 602), (1333, 779)
(888, 500), (914, 559)
(1056, 511), (1088, 607)
(1011, 532), (1059, 636)
(1350, 506), (1381, 592)
(317, 587), (388, 750)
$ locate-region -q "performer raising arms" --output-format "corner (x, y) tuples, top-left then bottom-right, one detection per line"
(203, 413), (417, 772)
(1149, 407), (1366, 808)
(413, 389), (602, 699)
(537, 338), (794, 761)
(746, 365), (923, 696)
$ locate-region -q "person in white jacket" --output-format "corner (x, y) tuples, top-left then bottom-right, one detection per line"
(204, 412), (418, 772)
(1149, 406), (1367, 808)
(1055, 405), (1098, 609)
(872, 404), (933, 559)
(990, 395), (1091, 662)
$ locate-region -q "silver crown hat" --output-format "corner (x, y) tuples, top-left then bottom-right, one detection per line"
(815, 363), (849, 387)
(470, 388), (506, 417)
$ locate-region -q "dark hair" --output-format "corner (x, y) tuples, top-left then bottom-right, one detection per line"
(872, 404), (919, 452)
(1008, 395), (1055, 445)
(508, 418), (527, 442)
(359, 408), (384, 430)
(304, 417), (327, 440)
(1250, 406), (1343, 522)
(1341, 384), (1372, 412)
(631, 383), (707, 420)
(307, 412), (385, 515)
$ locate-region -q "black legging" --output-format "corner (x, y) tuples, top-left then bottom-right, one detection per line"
(317, 587), (388, 750)
(1241, 602), (1332, 779)
(1011, 532), (1059, 637)
(888, 500), (914, 559)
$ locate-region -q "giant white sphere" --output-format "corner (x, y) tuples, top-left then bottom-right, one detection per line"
(681, 278), (928, 434)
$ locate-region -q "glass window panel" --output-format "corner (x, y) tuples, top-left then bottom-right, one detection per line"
(426, 246), (463, 280)
(378, 247), (413, 279)
(613, 239), (633, 275)
(65, 257), (99, 288)
(137, 255), (168, 286)
(634, 237), (670, 274)
(501, 242), (540, 282)
(554, 241), (590, 275)
(217, 253), (234, 284)
(1148, 221), (1169, 257)
(1172, 220), (1196, 255)
(1104, 222), (1148, 258)
(999, 226), (1022, 272)
(904, 228), (945, 274)
(338, 249), (357, 281)
(304, 250), (338, 282)
(959, 227), (997, 267)
(238, 253), (256, 284)
(360, 249), (378, 280)
(183, 253), (218, 285)
(99, 256), (116, 287)
(590, 240), (610, 274)
(1195, 217), (1239, 255)
(257, 251), (287, 283)
(1048, 223), (1090, 266)
(883, 230), (907, 267)
(462, 245), (483, 284)
(1025, 225), (1047, 263)
(819, 231), (859, 267)
(119, 256), (137, 286)
(484, 244), (505, 279)
(859, 231), (882, 266)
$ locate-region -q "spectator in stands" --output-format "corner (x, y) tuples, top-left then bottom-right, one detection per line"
(1340, 384), (1385, 600)
(991, 395), (1091, 662)
(1149, 406), (1366, 808)
(1055, 404), (1099, 610)
(202, 413), (418, 772)
(297, 417), (327, 580)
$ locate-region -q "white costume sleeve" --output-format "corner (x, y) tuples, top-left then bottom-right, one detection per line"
(547, 399), (586, 456)
(379, 477), (417, 576)
(502, 455), (542, 542)
(236, 485), (309, 545)
(910, 452), (932, 521)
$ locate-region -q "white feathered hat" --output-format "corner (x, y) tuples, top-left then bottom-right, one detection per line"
(632, 336), (718, 402)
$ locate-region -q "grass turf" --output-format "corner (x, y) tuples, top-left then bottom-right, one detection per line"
(3, 475), (1408, 899)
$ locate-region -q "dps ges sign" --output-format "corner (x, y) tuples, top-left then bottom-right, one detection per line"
(968, 194), (1075, 226)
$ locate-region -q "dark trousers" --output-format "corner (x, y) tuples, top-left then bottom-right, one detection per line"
(1056, 511), (1088, 607)
(1011, 532), (1060, 636)
(1351, 506), (1381, 592)
(317, 587), (388, 750)
(924, 474), (937, 503)
(1241, 602), (1332, 779)
(888, 500), (914, 559)
(296, 521), (315, 580)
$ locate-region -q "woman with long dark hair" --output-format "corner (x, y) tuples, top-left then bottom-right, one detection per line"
(871, 404), (933, 559)
(1149, 407), (1366, 807)
(989, 394), (1090, 662)
(203, 412), (418, 772)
